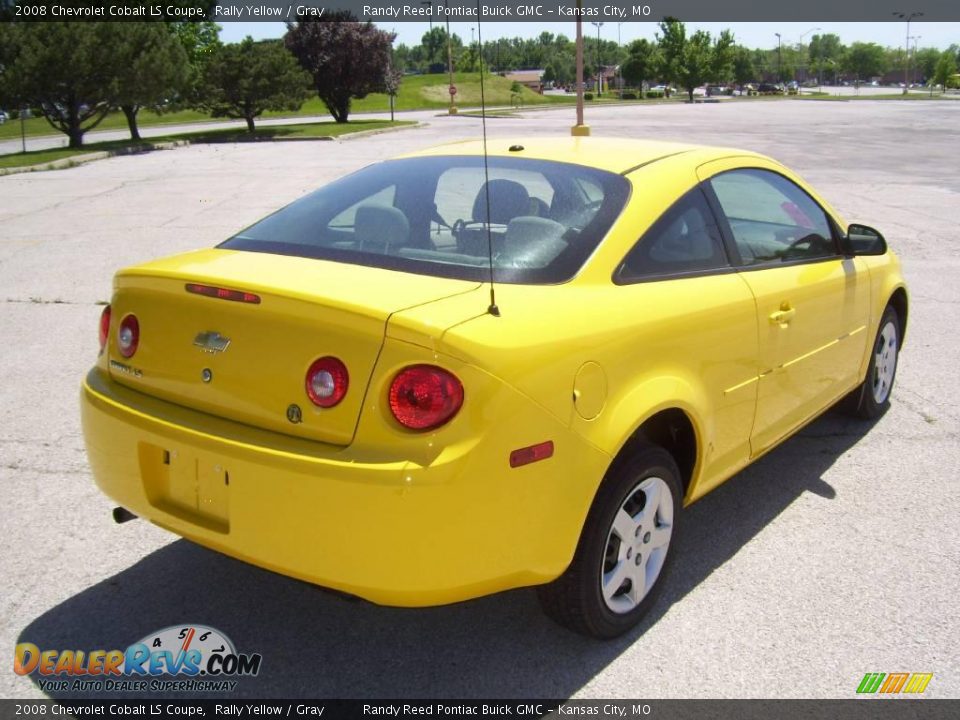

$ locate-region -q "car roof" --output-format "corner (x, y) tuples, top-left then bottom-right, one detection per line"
(402, 137), (765, 175)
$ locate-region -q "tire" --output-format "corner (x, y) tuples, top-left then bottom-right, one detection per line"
(846, 305), (901, 419)
(537, 444), (682, 639)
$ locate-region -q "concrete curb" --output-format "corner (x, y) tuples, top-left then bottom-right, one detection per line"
(0, 140), (189, 177)
(335, 121), (424, 141)
(0, 122), (421, 175)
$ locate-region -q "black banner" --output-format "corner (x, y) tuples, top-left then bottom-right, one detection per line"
(4, 0), (960, 22)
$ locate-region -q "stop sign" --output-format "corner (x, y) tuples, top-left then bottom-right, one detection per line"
(449, 85), (457, 96)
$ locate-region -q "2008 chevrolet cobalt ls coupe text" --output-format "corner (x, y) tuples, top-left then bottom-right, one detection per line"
(81, 138), (907, 638)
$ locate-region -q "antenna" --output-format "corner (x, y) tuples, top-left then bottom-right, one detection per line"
(476, 0), (500, 317)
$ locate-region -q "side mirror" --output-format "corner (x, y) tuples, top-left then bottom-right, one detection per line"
(843, 223), (887, 257)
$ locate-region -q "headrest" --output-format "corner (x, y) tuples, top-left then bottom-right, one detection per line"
(355, 204), (409, 253)
(472, 179), (531, 225)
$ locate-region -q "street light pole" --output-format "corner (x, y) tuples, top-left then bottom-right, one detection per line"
(775, 33), (782, 85)
(893, 11), (924, 94)
(421, 1), (432, 32)
(591, 21), (604, 96)
(909, 35), (921, 86)
(799, 27), (820, 84)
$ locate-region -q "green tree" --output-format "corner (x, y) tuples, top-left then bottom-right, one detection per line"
(657, 19), (731, 102)
(710, 30), (736, 84)
(421, 26), (448, 69)
(620, 39), (659, 94)
(114, 23), (190, 140)
(933, 50), (958, 90)
(543, 54), (574, 87)
(732, 46), (756, 89)
(844, 42), (887, 85)
(285, 11), (396, 123)
(1, 22), (122, 147)
(200, 38), (310, 132)
(0, 23), (16, 111)
(914, 47), (941, 83)
(168, 20), (222, 106)
(809, 33), (844, 85)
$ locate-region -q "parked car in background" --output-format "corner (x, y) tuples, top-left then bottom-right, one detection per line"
(0, 110), (8, 125)
(706, 85), (733, 97)
(82, 138), (907, 638)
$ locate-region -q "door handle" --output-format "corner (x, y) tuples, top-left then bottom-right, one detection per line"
(769, 304), (796, 326)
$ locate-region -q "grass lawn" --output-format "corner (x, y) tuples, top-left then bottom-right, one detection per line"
(0, 120), (414, 171)
(795, 91), (958, 101)
(0, 72), (570, 142)
(0, 108), (212, 142)
(350, 72), (574, 112)
(159, 119), (413, 142)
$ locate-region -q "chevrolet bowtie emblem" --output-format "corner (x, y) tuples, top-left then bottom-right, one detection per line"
(193, 331), (231, 354)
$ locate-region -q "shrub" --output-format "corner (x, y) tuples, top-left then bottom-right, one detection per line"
(584, 92), (594, 100)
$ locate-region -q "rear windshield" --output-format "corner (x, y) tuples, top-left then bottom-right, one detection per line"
(222, 155), (630, 284)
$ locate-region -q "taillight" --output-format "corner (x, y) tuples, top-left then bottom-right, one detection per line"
(305, 357), (348, 408)
(98, 305), (111, 353)
(388, 365), (464, 431)
(117, 314), (139, 358)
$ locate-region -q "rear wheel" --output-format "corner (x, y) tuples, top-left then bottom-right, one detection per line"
(846, 306), (901, 419)
(537, 445), (682, 639)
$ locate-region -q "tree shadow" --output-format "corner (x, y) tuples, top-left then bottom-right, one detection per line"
(18, 410), (875, 700)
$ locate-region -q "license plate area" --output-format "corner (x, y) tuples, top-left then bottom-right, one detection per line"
(138, 443), (230, 533)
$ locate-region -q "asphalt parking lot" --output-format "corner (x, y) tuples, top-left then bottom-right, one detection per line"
(2, 99), (958, 700)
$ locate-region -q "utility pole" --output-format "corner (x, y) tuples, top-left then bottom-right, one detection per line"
(445, 9), (457, 114)
(617, 22), (623, 96)
(571, 1), (589, 136)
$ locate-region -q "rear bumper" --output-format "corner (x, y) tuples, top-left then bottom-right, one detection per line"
(81, 368), (609, 606)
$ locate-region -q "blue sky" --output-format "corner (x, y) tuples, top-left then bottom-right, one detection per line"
(221, 21), (959, 52)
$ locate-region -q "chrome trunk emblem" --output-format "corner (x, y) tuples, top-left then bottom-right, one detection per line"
(286, 404), (303, 424)
(194, 331), (231, 354)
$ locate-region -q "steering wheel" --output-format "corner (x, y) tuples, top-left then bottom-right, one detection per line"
(780, 234), (824, 260)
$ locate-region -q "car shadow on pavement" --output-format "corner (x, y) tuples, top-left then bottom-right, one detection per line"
(19, 410), (876, 700)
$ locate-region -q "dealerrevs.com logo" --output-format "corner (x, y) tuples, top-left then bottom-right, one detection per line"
(857, 672), (933, 695)
(14, 624), (262, 693)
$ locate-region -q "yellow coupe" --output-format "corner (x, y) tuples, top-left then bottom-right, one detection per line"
(81, 138), (907, 638)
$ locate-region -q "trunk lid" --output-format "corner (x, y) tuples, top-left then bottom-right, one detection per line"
(108, 249), (479, 445)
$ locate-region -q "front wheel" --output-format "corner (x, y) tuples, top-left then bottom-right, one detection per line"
(537, 445), (682, 639)
(846, 306), (901, 419)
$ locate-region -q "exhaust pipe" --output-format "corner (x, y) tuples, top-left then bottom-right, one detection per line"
(112, 507), (138, 524)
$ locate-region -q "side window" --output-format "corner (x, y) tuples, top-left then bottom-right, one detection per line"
(709, 169), (836, 265)
(616, 187), (729, 283)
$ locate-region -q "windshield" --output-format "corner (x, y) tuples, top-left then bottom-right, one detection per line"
(222, 155), (630, 284)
